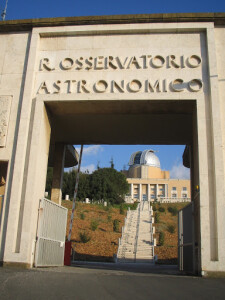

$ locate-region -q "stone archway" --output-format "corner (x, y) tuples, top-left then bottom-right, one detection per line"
(0, 16), (224, 276)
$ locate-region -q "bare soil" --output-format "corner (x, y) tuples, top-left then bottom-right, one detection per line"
(62, 201), (125, 262)
(153, 202), (189, 264)
(62, 201), (189, 264)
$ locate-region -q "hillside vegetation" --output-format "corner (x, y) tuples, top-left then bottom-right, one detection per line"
(153, 202), (189, 264)
(62, 201), (189, 263)
(62, 201), (134, 261)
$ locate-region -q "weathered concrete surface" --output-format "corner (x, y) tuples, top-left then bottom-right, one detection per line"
(0, 264), (225, 300)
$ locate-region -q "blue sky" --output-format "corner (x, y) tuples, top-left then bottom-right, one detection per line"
(75, 145), (190, 179)
(0, 0), (224, 20)
(2, 0), (224, 178)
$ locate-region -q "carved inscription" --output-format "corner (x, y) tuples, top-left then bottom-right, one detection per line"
(37, 78), (203, 95)
(40, 54), (202, 71)
(37, 54), (203, 94)
(0, 96), (11, 147)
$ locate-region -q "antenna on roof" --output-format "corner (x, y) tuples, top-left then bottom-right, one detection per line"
(1, 0), (9, 21)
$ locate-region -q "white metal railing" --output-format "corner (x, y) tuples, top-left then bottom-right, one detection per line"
(158, 197), (191, 203)
(134, 204), (141, 260)
(34, 198), (68, 267)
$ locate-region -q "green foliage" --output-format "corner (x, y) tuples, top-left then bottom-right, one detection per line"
(155, 212), (160, 223)
(90, 220), (99, 231)
(120, 204), (125, 215)
(89, 168), (129, 205)
(79, 231), (91, 243)
(107, 215), (112, 222)
(47, 166), (129, 206)
(80, 212), (85, 220)
(167, 224), (175, 234)
(113, 202), (138, 211)
(158, 207), (165, 213)
(152, 205), (157, 211)
(168, 206), (178, 216)
(130, 202), (139, 210)
(103, 204), (112, 212)
(159, 232), (165, 246)
(113, 219), (120, 232)
(62, 169), (90, 200)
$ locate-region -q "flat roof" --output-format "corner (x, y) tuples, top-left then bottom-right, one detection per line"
(0, 13), (225, 32)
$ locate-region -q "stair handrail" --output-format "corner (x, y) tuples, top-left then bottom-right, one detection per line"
(134, 203), (141, 260)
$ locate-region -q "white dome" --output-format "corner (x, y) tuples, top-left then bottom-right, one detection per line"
(129, 150), (160, 168)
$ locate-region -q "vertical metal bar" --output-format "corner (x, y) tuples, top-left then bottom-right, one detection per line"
(68, 145), (84, 241)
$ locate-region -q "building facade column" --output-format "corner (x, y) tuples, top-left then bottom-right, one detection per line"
(51, 143), (66, 206)
(148, 184), (150, 201)
(131, 183), (134, 199)
(139, 183), (142, 201)
(156, 184), (158, 200)
(165, 184), (168, 198)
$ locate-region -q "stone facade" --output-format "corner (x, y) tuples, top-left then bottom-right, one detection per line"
(123, 150), (191, 203)
(0, 14), (224, 275)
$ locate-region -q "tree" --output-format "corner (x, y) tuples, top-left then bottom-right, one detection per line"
(89, 168), (129, 204)
(110, 157), (114, 169)
(45, 166), (129, 205)
(62, 168), (90, 200)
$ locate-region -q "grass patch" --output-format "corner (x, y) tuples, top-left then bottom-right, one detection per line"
(80, 212), (85, 220)
(155, 212), (160, 223)
(113, 219), (120, 233)
(79, 231), (91, 243)
(159, 232), (165, 246)
(90, 220), (99, 231)
(158, 207), (165, 213)
(167, 224), (175, 234)
(168, 206), (178, 216)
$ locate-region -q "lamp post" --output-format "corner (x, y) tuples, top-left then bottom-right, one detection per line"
(1, 0), (8, 21)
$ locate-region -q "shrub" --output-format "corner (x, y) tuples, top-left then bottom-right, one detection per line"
(130, 202), (139, 210)
(107, 214), (112, 222)
(120, 204), (125, 215)
(155, 212), (160, 223)
(152, 205), (157, 211)
(158, 207), (165, 213)
(159, 232), (165, 246)
(90, 220), (99, 231)
(167, 224), (175, 234)
(168, 206), (178, 216)
(113, 219), (120, 232)
(80, 212), (85, 220)
(79, 231), (91, 243)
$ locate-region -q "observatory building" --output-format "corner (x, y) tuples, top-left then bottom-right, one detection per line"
(123, 150), (190, 202)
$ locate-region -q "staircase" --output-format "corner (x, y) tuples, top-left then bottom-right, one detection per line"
(117, 201), (155, 263)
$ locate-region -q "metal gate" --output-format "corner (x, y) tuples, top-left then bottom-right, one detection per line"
(178, 202), (194, 273)
(34, 198), (68, 267)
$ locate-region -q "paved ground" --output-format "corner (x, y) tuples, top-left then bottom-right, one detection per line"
(0, 263), (225, 300)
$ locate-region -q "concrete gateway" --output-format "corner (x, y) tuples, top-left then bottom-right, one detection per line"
(0, 13), (225, 276)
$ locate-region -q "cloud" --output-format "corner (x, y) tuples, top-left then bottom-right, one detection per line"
(80, 164), (96, 174)
(170, 163), (190, 179)
(76, 145), (103, 156)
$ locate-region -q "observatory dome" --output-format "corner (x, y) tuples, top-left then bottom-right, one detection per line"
(128, 150), (160, 168)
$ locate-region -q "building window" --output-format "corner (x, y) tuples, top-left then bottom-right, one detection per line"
(134, 194), (139, 198)
(172, 193), (177, 198)
(172, 187), (176, 191)
(182, 194), (187, 198)
(182, 187), (187, 191)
